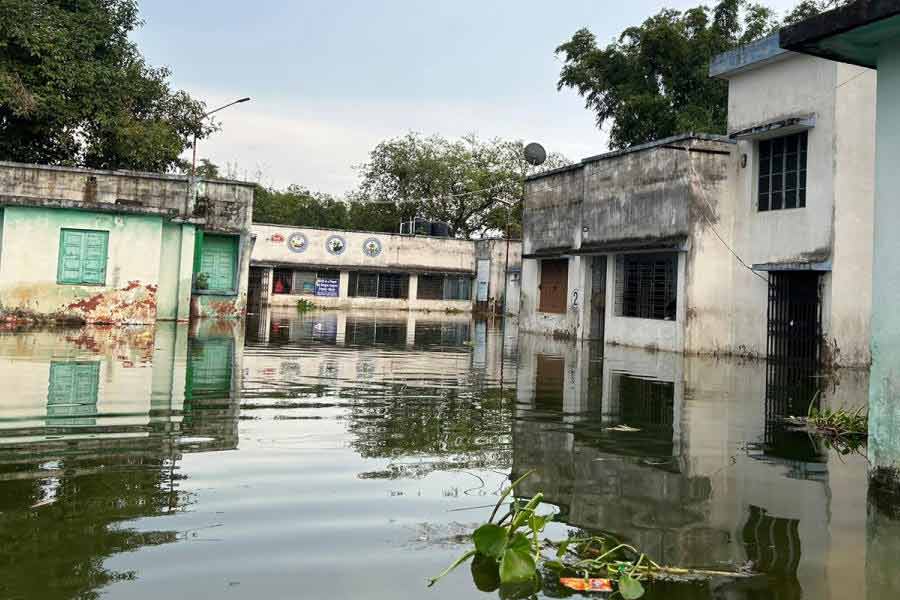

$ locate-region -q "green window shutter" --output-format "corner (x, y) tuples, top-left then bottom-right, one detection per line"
(58, 230), (85, 284)
(57, 229), (108, 285)
(200, 235), (237, 292)
(81, 231), (108, 285)
(47, 362), (100, 419)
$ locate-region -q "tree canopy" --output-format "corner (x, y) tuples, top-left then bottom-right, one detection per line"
(555, 0), (842, 149)
(0, 0), (213, 172)
(351, 133), (569, 238)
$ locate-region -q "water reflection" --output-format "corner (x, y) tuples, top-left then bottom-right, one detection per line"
(0, 311), (897, 599)
(513, 335), (883, 599)
(0, 321), (242, 600)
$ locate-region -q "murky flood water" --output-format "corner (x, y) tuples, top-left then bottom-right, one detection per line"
(1, 309), (898, 599)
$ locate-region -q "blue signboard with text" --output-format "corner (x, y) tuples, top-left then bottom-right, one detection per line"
(315, 278), (339, 297)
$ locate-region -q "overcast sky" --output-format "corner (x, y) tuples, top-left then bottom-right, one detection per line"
(133, 0), (799, 194)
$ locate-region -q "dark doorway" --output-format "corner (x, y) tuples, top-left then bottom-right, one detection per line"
(590, 256), (607, 342)
(764, 271), (824, 462)
(247, 267), (269, 313)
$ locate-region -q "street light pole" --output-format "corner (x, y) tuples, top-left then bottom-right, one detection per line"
(191, 97), (251, 181)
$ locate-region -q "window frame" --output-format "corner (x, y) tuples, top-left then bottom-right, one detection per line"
(614, 252), (678, 321)
(757, 131), (808, 212)
(56, 228), (109, 286)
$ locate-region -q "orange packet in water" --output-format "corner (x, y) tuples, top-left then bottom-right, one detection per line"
(559, 578), (614, 592)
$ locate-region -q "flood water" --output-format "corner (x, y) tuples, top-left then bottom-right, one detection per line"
(1, 309), (898, 599)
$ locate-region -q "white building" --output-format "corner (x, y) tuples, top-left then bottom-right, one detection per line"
(249, 224), (522, 314)
(519, 34), (875, 368)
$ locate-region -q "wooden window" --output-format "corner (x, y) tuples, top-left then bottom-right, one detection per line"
(57, 229), (108, 285)
(615, 253), (678, 320)
(758, 132), (807, 212)
(538, 259), (568, 314)
(199, 234), (238, 292)
(47, 361), (100, 418)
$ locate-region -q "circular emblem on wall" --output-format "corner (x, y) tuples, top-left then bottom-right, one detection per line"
(326, 235), (347, 255)
(362, 237), (382, 257)
(287, 232), (308, 253)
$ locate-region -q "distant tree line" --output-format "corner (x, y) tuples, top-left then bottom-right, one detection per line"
(250, 133), (569, 238)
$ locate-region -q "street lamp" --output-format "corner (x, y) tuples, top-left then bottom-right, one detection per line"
(191, 97), (251, 180)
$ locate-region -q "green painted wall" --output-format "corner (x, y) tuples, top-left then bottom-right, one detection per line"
(869, 38), (900, 475)
(0, 206), (195, 324)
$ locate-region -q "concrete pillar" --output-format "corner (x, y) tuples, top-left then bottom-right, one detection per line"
(408, 273), (419, 309)
(335, 311), (347, 346)
(869, 39), (900, 483)
(405, 313), (416, 346)
(339, 270), (350, 304)
(175, 224), (195, 322)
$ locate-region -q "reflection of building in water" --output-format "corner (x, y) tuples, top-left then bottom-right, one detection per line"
(0, 321), (243, 599)
(513, 334), (870, 600)
(242, 309), (517, 476)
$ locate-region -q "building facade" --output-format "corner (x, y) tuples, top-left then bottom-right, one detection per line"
(249, 223), (521, 314)
(520, 35), (876, 368)
(519, 134), (737, 354)
(0, 162), (254, 324)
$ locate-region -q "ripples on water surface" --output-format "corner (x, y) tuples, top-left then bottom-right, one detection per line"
(0, 309), (898, 599)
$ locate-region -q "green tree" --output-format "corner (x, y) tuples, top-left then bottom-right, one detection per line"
(556, 0), (784, 149)
(253, 185), (350, 230)
(0, 0), (214, 172)
(353, 133), (569, 238)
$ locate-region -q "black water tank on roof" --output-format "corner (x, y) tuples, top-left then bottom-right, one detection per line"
(430, 222), (450, 237)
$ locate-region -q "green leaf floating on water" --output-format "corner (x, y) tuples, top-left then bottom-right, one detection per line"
(618, 574), (645, 599)
(473, 524), (507, 559)
(500, 533), (536, 584)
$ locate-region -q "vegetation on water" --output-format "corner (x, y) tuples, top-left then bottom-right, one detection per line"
(429, 471), (753, 598)
(296, 298), (315, 313)
(807, 404), (868, 438)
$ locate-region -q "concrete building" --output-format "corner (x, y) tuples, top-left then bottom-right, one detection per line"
(778, 0), (900, 503)
(248, 223), (521, 314)
(0, 162), (255, 324)
(519, 134), (737, 354)
(520, 34), (876, 368)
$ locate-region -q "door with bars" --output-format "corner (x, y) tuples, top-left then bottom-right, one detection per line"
(764, 271), (824, 461)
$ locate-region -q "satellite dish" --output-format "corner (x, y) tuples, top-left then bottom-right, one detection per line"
(524, 142), (547, 166)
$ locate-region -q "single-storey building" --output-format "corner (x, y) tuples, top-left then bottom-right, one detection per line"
(0, 162), (255, 324)
(248, 223), (521, 314)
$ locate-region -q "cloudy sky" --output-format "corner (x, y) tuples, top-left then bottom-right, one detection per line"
(134, 0), (799, 194)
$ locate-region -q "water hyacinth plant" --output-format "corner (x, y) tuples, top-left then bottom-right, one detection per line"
(430, 472), (756, 598)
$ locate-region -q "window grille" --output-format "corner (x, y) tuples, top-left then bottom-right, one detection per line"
(348, 272), (408, 298)
(417, 275), (444, 300)
(443, 276), (471, 300)
(758, 131), (807, 211)
(615, 253), (677, 320)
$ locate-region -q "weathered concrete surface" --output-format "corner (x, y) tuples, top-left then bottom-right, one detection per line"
(0, 207), (163, 324)
(522, 166), (583, 256)
(721, 51), (876, 366)
(251, 224), (521, 314)
(520, 135), (734, 353)
(0, 162), (255, 324)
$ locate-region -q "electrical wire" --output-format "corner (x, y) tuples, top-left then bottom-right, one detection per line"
(684, 151), (770, 283)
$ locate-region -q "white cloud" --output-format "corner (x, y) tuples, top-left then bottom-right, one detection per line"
(188, 93), (608, 195)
